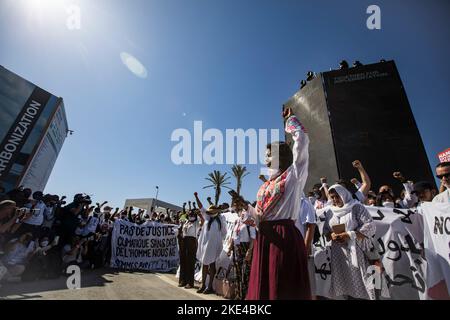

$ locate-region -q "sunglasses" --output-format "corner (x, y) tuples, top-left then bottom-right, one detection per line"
(436, 172), (450, 180)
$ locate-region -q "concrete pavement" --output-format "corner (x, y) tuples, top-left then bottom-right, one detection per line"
(0, 268), (224, 300)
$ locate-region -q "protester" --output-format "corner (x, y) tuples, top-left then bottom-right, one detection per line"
(1, 232), (35, 282)
(179, 207), (204, 289)
(194, 192), (227, 294)
(350, 160), (372, 203)
(322, 184), (377, 300)
(409, 181), (437, 204)
(433, 162), (450, 202)
(229, 207), (256, 300)
(295, 193), (317, 298)
(232, 107), (311, 300)
(15, 191), (48, 238)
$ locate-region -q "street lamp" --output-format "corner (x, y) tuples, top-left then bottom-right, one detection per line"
(154, 186), (159, 212)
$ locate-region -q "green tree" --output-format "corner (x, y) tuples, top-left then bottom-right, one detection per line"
(231, 164), (250, 196)
(203, 170), (231, 206)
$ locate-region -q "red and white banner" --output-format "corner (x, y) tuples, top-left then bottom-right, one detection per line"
(438, 148), (450, 163)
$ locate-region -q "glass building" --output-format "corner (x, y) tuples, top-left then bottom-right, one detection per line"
(0, 66), (68, 192)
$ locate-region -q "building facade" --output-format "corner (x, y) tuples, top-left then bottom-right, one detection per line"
(0, 66), (68, 192)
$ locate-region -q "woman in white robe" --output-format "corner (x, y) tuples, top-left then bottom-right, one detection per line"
(194, 192), (227, 294)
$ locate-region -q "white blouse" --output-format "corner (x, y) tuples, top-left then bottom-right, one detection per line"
(182, 220), (201, 238)
(247, 115), (309, 223)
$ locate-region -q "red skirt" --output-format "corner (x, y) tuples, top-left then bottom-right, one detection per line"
(246, 219), (311, 300)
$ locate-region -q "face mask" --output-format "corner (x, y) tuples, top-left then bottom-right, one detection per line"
(382, 201), (395, 208)
(188, 216), (196, 222)
(40, 241), (49, 247)
(266, 168), (280, 178)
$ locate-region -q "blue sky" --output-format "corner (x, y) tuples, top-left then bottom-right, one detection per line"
(0, 0), (449, 209)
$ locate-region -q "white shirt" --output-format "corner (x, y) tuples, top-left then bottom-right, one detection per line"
(295, 197), (316, 239)
(23, 201), (47, 226)
(233, 221), (256, 245)
(221, 210), (239, 250)
(182, 219), (201, 238)
(247, 115), (309, 223)
(433, 188), (450, 203)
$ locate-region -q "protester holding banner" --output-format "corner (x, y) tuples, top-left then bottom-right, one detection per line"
(179, 207), (204, 289)
(322, 184), (377, 300)
(194, 192), (227, 294)
(433, 162), (450, 203)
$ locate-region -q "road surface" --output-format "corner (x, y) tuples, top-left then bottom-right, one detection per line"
(0, 268), (224, 300)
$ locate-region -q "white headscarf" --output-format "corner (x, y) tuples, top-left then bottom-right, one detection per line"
(329, 184), (359, 217)
(328, 184), (359, 267)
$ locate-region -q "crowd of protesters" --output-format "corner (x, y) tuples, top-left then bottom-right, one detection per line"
(0, 107), (448, 299)
(175, 107), (450, 300)
(0, 187), (178, 287)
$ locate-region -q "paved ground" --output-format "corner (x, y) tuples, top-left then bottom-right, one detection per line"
(0, 268), (224, 300)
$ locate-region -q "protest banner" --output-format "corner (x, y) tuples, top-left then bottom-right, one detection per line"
(438, 148), (450, 163)
(421, 202), (450, 299)
(111, 219), (179, 272)
(314, 205), (426, 300)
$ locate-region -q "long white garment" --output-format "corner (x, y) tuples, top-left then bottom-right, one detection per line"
(196, 207), (227, 265)
(247, 115), (309, 222)
(215, 210), (239, 272)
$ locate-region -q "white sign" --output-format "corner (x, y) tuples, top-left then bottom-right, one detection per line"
(422, 202), (450, 299)
(314, 206), (426, 300)
(111, 219), (179, 272)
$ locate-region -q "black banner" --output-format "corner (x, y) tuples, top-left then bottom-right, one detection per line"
(0, 86), (51, 181)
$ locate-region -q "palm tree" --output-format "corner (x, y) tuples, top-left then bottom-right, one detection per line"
(203, 170), (231, 206)
(231, 165), (250, 196)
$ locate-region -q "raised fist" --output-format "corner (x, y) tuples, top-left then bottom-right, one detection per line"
(352, 160), (362, 169)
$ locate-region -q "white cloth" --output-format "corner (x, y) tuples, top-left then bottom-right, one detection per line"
(182, 219), (201, 238)
(232, 220), (256, 245)
(221, 210), (239, 251)
(196, 208), (227, 265)
(295, 196), (316, 239)
(433, 189), (450, 203)
(354, 189), (365, 203)
(23, 201), (47, 226)
(402, 181), (419, 208)
(421, 202), (450, 299)
(247, 115), (309, 223)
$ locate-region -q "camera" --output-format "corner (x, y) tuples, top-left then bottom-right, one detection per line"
(75, 194), (92, 205)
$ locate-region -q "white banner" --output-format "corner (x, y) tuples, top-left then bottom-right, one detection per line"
(314, 206), (427, 300)
(422, 202), (450, 299)
(110, 219), (179, 272)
